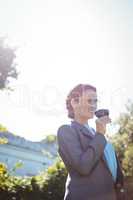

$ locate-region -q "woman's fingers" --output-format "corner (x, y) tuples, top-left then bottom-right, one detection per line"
(96, 116), (111, 124)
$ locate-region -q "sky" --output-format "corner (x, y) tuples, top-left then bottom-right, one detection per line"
(0, 0), (133, 141)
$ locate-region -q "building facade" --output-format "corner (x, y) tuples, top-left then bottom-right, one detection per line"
(0, 132), (57, 176)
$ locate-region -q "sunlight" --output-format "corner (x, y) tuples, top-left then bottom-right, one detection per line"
(0, 0), (132, 140)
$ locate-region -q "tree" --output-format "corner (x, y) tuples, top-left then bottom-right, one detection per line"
(0, 37), (18, 144)
(0, 37), (18, 90)
(122, 146), (133, 177)
(112, 100), (133, 177)
(116, 100), (133, 144)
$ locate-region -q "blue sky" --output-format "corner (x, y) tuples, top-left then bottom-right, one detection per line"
(0, 0), (133, 140)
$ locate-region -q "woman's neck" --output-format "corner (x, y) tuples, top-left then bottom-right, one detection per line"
(74, 116), (88, 125)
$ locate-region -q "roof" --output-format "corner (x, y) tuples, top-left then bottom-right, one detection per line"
(0, 132), (57, 155)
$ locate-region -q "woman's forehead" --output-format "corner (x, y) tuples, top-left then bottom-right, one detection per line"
(82, 90), (97, 98)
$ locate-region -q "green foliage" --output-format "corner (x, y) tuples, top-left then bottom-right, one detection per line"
(0, 124), (8, 132)
(0, 124), (9, 144)
(116, 100), (133, 144)
(42, 160), (67, 200)
(45, 135), (57, 143)
(0, 160), (67, 200)
(0, 162), (32, 199)
(111, 133), (128, 163)
(0, 137), (8, 144)
(10, 160), (24, 175)
(112, 101), (133, 178)
(0, 159), (133, 199)
(122, 146), (133, 177)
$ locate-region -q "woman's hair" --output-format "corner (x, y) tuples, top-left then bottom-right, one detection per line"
(66, 84), (96, 119)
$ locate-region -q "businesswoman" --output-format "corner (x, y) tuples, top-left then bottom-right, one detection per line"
(57, 84), (125, 200)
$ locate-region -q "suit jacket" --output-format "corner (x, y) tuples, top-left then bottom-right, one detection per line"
(57, 121), (124, 200)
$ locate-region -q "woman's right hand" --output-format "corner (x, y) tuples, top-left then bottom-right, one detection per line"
(95, 116), (111, 135)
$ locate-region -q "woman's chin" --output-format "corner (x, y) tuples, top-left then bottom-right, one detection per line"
(88, 112), (95, 118)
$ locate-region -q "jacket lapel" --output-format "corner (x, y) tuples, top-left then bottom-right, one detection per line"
(80, 126), (95, 138)
(71, 121), (94, 139)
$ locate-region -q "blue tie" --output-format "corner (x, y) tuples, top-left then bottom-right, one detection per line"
(104, 142), (117, 182)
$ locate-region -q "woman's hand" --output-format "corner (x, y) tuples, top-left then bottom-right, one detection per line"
(95, 116), (111, 135)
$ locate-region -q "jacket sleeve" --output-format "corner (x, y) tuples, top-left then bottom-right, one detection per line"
(57, 125), (107, 176)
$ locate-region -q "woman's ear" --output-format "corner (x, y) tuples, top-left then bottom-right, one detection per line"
(71, 98), (79, 108)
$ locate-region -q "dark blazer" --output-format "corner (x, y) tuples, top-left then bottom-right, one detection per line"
(57, 121), (124, 200)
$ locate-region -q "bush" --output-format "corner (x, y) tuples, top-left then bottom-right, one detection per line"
(122, 146), (133, 177)
(0, 160), (132, 200)
(0, 161), (67, 200)
(41, 161), (67, 200)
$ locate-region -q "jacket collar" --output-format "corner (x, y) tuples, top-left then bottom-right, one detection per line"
(71, 120), (94, 139)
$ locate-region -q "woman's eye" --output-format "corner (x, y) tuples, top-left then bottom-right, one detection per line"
(88, 100), (91, 103)
(88, 99), (98, 104)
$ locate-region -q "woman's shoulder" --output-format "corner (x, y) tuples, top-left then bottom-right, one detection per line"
(57, 124), (72, 133)
(57, 124), (76, 138)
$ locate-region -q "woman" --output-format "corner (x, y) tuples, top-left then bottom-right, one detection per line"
(57, 84), (125, 200)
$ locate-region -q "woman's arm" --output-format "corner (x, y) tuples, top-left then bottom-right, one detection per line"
(57, 125), (107, 176)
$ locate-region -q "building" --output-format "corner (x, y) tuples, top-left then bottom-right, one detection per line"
(0, 132), (57, 176)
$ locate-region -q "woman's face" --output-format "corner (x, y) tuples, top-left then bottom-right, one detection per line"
(72, 89), (98, 120)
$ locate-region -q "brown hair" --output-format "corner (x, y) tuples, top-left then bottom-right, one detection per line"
(66, 84), (96, 119)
